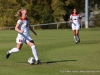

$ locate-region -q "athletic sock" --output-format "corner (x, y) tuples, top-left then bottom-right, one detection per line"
(31, 45), (39, 61)
(74, 36), (77, 42)
(76, 34), (80, 41)
(78, 34), (80, 40)
(9, 48), (19, 54)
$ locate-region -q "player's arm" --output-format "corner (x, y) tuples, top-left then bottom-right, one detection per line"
(69, 18), (73, 22)
(69, 15), (73, 22)
(15, 23), (24, 33)
(78, 15), (82, 22)
(29, 25), (37, 35)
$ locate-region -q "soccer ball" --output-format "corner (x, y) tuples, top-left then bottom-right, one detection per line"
(28, 57), (35, 65)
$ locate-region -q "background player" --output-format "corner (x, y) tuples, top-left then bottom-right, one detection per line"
(6, 9), (40, 64)
(69, 8), (82, 44)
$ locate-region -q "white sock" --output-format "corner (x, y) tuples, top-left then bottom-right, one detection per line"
(31, 45), (39, 61)
(74, 36), (77, 42)
(77, 34), (80, 40)
(76, 35), (78, 40)
(9, 48), (19, 54)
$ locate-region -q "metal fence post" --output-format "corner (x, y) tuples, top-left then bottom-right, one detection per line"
(33, 25), (34, 30)
(57, 23), (58, 29)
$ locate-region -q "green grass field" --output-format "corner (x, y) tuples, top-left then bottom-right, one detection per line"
(0, 28), (100, 75)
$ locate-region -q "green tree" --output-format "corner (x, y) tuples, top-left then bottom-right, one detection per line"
(51, 0), (66, 22)
(0, 0), (21, 27)
(65, 0), (85, 12)
(0, 0), (100, 28)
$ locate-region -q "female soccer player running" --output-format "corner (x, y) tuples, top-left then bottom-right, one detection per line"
(70, 8), (82, 44)
(6, 9), (40, 64)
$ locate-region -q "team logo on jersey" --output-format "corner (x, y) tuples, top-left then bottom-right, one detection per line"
(19, 39), (22, 42)
(74, 18), (76, 20)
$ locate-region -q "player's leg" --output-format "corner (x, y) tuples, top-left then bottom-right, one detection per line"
(76, 30), (80, 43)
(9, 44), (23, 53)
(73, 30), (78, 44)
(6, 37), (24, 59)
(27, 40), (40, 64)
(75, 26), (80, 43)
(6, 44), (23, 59)
(72, 25), (78, 43)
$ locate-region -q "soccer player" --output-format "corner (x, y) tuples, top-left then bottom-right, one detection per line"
(6, 9), (40, 64)
(69, 8), (82, 44)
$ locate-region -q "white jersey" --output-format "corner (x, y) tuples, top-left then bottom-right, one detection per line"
(70, 14), (81, 26)
(17, 18), (30, 37)
(16, 18), (33, 44)
(70, 14), (81, 30)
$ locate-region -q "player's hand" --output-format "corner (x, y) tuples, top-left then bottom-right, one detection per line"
(70, 20), (73, 22)
(20, 30), (24, 33)
(34, 32), (37, 36)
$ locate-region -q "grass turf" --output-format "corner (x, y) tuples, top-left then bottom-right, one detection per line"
(0, 28), (100, 75)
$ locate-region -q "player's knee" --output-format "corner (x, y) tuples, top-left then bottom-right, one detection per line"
(30, 40), (34, 43)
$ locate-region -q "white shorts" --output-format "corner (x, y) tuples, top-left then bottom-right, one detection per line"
(71, 22), (80, 30)
(72, 25), (80, 30)
(16, 36), (33, 44)
(72, 22), (80, 30)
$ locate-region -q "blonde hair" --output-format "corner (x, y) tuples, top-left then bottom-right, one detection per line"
(15, 8), (27, 17)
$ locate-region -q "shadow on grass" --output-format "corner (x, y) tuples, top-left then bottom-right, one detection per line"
(80, 40), (100, 44)
(42, 60), (77, 64)
(18, 60), (77, 65)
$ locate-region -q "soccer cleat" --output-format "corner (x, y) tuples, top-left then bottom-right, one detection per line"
(75, 41), (78, 44)
(6, 51), (11, 59)
(35, 60), (41, 64)
(78, 39), (80, 43)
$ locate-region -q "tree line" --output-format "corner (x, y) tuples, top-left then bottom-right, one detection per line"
(0, 0), (100, 28)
